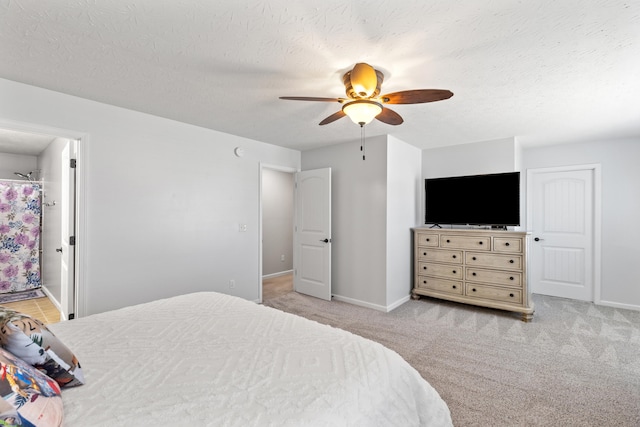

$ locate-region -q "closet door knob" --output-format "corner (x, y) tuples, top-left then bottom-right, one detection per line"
(56, 248), (63, 253)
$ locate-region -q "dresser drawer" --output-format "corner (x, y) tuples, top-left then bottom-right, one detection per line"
(416, 232), (439, 247)
(417, 276), (463, 295)
(465, 283), (522, 304)
(493, 237), (523, 253)
(440, 235), (491, 251)
(466, 267), (522, 287)
(417, 248), (463, 264)
(466, 252), (522, 270)
(418, 262), (463, 280)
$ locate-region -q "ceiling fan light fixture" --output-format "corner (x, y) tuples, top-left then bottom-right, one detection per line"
(342, 100), (383, 125)
(350, 63), (378, 97)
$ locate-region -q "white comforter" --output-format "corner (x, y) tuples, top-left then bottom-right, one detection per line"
(50, 292), (452, 426)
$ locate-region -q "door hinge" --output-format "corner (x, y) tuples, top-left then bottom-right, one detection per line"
(69, 236), (76, 245)
(70, 159), (77, 168)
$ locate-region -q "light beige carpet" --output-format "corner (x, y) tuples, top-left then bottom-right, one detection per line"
(263, 288), (640, 426)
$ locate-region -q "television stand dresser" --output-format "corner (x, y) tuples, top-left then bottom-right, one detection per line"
(412, 228), (534, 322)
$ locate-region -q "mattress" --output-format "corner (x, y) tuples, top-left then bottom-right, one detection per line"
(50, 292), (452, 426)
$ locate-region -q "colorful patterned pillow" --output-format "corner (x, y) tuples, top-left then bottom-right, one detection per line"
(0, 307), (84, 388)
(0, 346), (63, 426)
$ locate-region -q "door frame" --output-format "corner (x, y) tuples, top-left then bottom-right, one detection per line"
(0, 118), (87, 318)
(526, 163), (602, 304)
(258, 162), (298, 304)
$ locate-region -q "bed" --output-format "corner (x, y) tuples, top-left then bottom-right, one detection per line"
(48, 292), (452, 426)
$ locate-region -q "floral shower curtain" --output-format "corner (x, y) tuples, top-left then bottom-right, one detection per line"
(0, 181), (41, 293)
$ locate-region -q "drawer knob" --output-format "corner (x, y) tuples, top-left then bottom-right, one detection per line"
(452, 270), (457, 274)
(472, 256), (477, 260)
(423, 252), (427, 256)
(423, 266), (427, 270)
(446, 239), (450, 243)
(426, 238), (430, 242)
(510, 293), (515, 297)
(509, 259), (514, 264)
(478, 241), (483, 245)
(423, 280), (427, 284)
(452, 285), (457, 289)
(510, 276), (514, 281)
(505, 242), (510, 246)
(472, 272), (476, 276)
(472, 288), (477, 292)
(452, 255), (457, 259)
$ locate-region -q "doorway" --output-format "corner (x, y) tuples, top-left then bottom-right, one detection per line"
(527, 164), (601, 302)
(259, 165), (296, 303)
(0, 120), (85, 319)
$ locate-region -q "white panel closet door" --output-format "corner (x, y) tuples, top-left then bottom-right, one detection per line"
(529, 168), (594, 301)
(293, 168), (331, 301)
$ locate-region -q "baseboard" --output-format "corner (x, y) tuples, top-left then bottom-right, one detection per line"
(596, 299), (640, 312)
(332, 293), (411, 313)
(40, 285), (63, 313)
(262, 270), (293, 280)
(387, 294), (411, 312)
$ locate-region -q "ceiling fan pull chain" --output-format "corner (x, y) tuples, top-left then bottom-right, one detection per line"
(360, 124), (366, 161)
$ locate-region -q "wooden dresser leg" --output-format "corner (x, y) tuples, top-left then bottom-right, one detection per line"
(411, 291), (421, 300)
(521, 312), (534, 322)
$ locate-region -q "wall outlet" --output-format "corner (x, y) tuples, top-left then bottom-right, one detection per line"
(229, 279), (235, 289)
(281, 254), (285, 262)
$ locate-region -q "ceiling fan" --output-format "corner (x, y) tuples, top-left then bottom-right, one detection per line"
(280, 63), (453, 127)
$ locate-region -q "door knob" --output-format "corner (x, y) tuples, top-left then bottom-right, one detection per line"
(534, 237), (544, 242)
(56, 248), (63, 253)
(319, 238), (330, 243)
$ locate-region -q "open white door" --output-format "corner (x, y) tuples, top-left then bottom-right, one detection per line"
(60, 141), (76, 319)
(294, 168), (331, 300)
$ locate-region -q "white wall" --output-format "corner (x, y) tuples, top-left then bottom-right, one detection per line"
(302, 135), (421, 311)
(386, 136), (422, 307)
(37, 137), (69, 306)
(303, 136), (389, 308)
(523, 138), (640, 309)
(0, 78), (300, 316)
(422, 137), (516, 178)
(0, 153), (37, 180)
(262, 168), (294, 276)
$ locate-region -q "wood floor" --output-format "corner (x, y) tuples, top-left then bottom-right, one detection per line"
(263, 272), (293, 300)
(2, 296), (61, 324)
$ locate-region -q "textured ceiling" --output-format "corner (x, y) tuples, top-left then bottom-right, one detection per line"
(1, 0), (639, 153)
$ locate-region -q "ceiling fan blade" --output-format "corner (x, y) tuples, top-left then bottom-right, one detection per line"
(380, 89), (453, 104)
(280, 96), (342, 102)
(376, 107), (403, 125)
(319, 110), (346, 125)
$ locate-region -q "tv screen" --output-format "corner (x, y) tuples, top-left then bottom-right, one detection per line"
(425, 172), (520, 226)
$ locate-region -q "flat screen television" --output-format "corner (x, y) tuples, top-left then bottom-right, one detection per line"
(425, 171), (520, 227)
